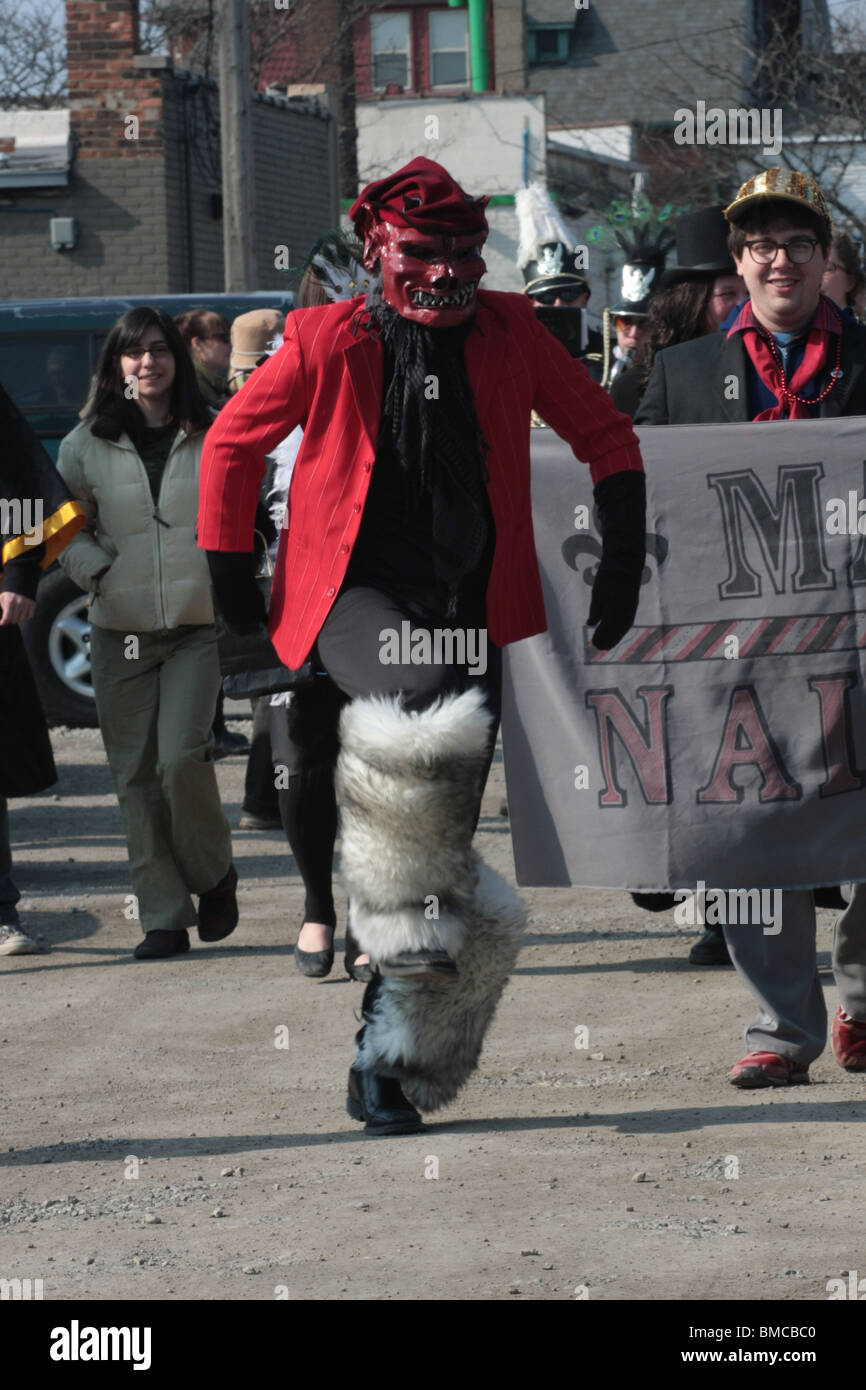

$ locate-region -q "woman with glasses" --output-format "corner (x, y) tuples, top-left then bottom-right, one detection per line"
(175, 308), (246, 757)
(174, 309), (233, 411)
(822, 232), (866, 319)
(55, 307), (237, 960)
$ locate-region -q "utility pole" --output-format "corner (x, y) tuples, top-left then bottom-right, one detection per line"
(218, 0), (257, 290)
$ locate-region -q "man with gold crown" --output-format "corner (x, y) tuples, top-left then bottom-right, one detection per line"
(198, 157), (648, 1134)
(637, 167), (866, 1089)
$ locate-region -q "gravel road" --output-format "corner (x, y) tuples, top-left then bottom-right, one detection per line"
(2, 721), (862, 1302)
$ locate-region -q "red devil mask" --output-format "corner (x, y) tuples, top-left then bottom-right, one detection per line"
(350, 157), (488, 327)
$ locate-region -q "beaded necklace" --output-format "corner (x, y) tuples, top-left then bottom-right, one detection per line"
(762, 328), (842, 410)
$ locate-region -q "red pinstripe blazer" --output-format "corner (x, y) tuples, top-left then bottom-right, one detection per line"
(198, 290), (644, 669)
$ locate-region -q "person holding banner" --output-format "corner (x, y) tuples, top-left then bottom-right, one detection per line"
(199, 157), (648, 1134)
(636, 168), (866, 1086)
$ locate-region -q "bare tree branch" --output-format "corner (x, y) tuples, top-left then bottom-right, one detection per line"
(0, 0), (67, 108)
(543, 6), (866, 244)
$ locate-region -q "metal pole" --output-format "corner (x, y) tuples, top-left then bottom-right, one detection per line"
(218, 0), (257, 290)
(467, 0), (491, 93)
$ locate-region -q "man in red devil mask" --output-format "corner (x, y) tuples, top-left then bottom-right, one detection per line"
(199, 158), (647, 1135)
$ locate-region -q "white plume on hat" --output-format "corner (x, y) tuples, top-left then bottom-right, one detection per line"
(515, 182), (578, 270)
(311, 247), (374, 301)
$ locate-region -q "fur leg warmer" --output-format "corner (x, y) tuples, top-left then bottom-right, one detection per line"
(337, 687), (527, 1112)
(336, 687), (494, 963)
(356, 860), (527, 1111)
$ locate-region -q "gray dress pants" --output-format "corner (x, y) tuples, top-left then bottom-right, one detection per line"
(724, 883), (866, 1063)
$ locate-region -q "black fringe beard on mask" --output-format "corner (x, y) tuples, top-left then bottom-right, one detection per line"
(355, 289), (492, 618)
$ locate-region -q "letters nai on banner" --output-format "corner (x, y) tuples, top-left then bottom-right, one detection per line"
(502, 418), (866, 890)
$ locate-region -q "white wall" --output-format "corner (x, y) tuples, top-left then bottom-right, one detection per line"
(356, 93), (547, 292)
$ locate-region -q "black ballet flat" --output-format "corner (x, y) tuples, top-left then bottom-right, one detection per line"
(294, 924), (335, 978)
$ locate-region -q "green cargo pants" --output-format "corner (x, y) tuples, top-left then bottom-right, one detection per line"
(89, 624), (233, 935)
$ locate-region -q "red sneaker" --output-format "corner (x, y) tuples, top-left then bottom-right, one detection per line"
(728, 1051), (810, 1088)
(832, 1007), (866, 1071)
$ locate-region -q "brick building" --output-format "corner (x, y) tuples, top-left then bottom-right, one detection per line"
(0, 0), (339, 300)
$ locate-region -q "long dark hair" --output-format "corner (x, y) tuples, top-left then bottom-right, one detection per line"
(636, 278), (714, 386)
(81, 307), (212, 442)
(830, 233), (866, 308)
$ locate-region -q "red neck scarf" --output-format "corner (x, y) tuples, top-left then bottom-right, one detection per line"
(728, 295), (842, 420)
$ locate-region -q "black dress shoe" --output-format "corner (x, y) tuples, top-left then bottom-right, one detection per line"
(133, 930), (190, 960)
(344, 926), (374, 983)
(198, 864), (239, 942)
(346, 1066), (424, 1135)
(688, 928), (733, 966)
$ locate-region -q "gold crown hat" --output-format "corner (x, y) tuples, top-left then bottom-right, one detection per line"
(724, 168), (833, 230)
(229, 308), (286, 380)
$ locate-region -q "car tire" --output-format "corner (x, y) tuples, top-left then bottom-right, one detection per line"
(21, 567), (98, 728)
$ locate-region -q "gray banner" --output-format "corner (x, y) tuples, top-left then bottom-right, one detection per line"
(502, 418), (866, 889)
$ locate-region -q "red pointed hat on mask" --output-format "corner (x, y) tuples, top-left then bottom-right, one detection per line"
(350, 157), (489, 241)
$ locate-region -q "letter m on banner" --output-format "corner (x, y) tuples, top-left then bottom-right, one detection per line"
(708, 463), (833, 598)
(585, 686), (673, 807)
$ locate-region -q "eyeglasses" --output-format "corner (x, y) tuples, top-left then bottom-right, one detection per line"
(743, 237), (819, 265)
(531, 285), (586, 306)
(205, 332), (231, 344)
(122, 343), (172, 361)
(823, 261), (845, 275)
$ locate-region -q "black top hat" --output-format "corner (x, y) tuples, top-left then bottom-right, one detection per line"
(660, 206), (736, 287)
(523, 241), (589, 297)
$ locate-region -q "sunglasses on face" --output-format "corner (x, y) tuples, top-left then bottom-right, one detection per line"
(530, 285), (586, 306)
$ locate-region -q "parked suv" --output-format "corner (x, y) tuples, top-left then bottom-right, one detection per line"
(2, 291), (293, 726)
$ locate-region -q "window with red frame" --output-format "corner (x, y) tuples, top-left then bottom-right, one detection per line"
(370, 11), (412, 91)
(429, 8), (469, 88)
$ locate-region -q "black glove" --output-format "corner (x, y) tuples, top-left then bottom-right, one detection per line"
(206, 550), (267, 634)
(587, 470), (646, 650)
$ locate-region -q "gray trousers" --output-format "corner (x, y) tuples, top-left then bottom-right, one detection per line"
(90, 624), (233, 934)
(724, 884), (866, 1063)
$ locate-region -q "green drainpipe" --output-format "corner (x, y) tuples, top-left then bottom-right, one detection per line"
(448, 0), (491, 93)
